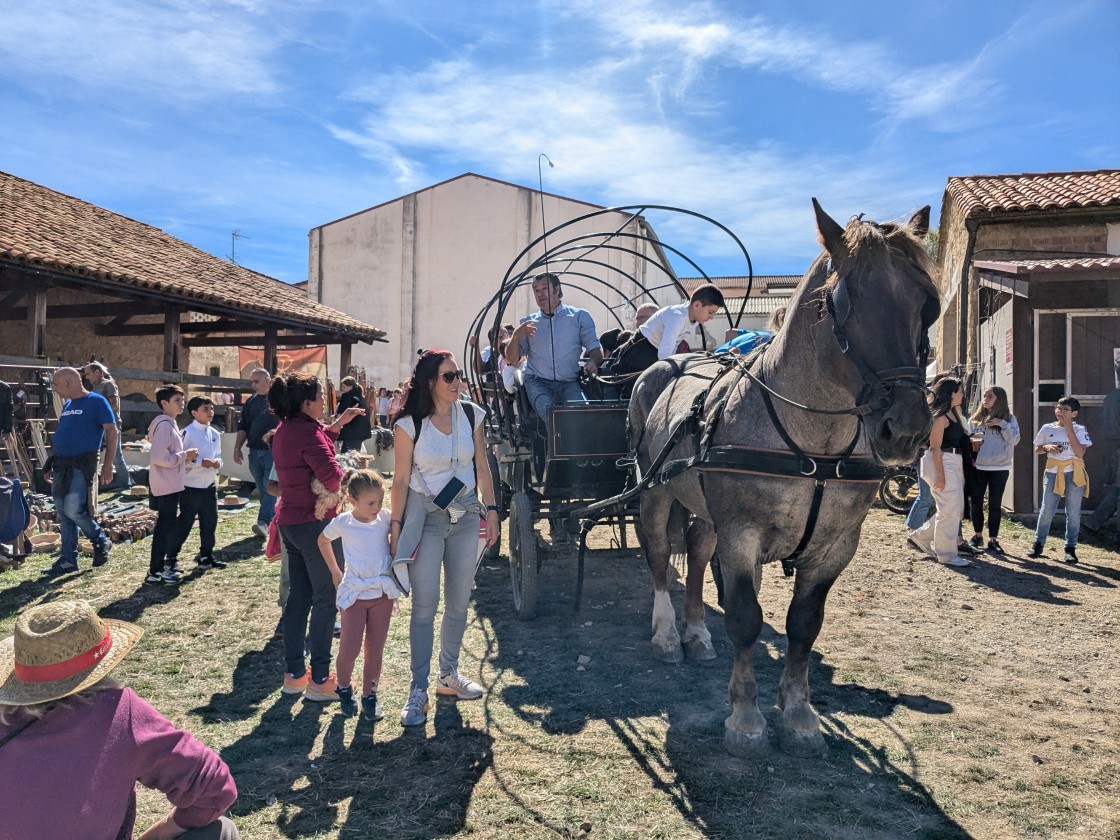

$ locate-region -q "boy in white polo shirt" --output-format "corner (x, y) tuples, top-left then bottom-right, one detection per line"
(615, 284), (725, 376)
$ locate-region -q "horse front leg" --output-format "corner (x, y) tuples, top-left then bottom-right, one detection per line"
(638, 488), (682, 663)
(720, 531), (769, 757)
(777, 562), (841, 757)
(681, 516), (716, 661)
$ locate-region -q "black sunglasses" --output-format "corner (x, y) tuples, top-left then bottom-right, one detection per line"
(440, 370), (466, 383)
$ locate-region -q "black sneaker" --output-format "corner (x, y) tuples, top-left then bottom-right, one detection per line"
(41, 560), (79, 578)
(144, 570), (180, 586)
(1063, 546), (1079, 565)
(969, 535), (984, 549)
(362, 692), (384, 721)
(1026, 542), (1044, 558)
(196, 555), (228, 570)
(92, 539), (112, 568)
(957, 541), (980, 557)
(987, 539), (1005, 556)
(336, 685), (358, 718)
(164, 557), (183, 576)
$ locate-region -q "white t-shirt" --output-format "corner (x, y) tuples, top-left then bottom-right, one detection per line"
(639, 303), (702, 360)
(1033, 421), (1092, 473)
(395, 401), (484, 496)
(321, 509), (399, 609)
(182, 420), (222, 489)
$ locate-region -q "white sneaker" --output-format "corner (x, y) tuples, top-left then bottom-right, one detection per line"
(436, 670), (484, 700)
(400, 687), (430, 726)
(937, 555), (970, 567)
(252, 522), (268, 538)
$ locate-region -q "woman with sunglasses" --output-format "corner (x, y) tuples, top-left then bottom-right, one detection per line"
(390, 350), (499, 727)
(269, 373), (365, 701)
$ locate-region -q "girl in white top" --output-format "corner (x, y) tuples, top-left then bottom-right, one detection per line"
(318, 470), (399, 721)
(389, 350), (499, 728)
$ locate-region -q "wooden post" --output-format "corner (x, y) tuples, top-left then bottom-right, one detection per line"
(263, 326), (278, 375)
(163, 308), (181, 372)
(27, 288), (47, 357)
(339, 342), (352, 383)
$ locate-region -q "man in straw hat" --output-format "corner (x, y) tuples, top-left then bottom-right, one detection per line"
(0, 600), (240, 839)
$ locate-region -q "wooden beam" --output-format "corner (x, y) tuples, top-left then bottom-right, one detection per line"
(263, 327), (278, 375)
(0, 301), (165, 322)
(96, 318), (258, 337)
(0, 290), (25, 310)
(27, 288), (47, 357)
(163, 309), (181, 372)
(339, 342), (352, 382)
(182, 333), (341, 348)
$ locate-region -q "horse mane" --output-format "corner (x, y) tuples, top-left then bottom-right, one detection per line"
(833, 217), (938, 300)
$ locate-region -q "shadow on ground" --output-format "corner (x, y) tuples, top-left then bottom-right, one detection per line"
(471, 538), (969, 839)
(211, 645), (493, 838)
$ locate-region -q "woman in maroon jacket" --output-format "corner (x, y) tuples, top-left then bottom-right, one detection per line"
(269, 373), (364, 701)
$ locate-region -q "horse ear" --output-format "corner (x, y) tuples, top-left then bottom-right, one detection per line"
(812, 198), (848, 263)
(908, 205), (931, 237)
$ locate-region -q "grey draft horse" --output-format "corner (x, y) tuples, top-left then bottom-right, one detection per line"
(629, 200), (940, 757)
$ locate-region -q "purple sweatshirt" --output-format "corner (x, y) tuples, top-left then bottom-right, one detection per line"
(0, 687), (237, 839)
(147, 414), (188, 497)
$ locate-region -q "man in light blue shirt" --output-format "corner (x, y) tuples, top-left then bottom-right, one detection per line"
(506, 273), (603, 420)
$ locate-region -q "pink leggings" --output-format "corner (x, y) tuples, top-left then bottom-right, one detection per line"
(336, 596), (394, 695)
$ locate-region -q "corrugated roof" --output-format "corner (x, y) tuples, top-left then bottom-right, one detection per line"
(0, 170), (385, 342)
(722, 294), (792, 316)
(680, 275), (801, 293)
(946, 170), (1120, 219)
(973, 255), (1120, 275)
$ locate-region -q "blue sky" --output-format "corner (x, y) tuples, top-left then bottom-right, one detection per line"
(2, 0), (1117, 282)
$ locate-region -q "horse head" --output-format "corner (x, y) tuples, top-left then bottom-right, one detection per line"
(812, 199), (940, 465)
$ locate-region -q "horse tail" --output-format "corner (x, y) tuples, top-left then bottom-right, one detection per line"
(668, 498), (690, 576)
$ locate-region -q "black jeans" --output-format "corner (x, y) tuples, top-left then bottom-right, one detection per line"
(150, 492), (181, 575)
(171, 485), (218, 557)
(969, 469), (1010, 538)
(280, 520), (344, 682)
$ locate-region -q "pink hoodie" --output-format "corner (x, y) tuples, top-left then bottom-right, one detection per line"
(147, 414), (188, 497)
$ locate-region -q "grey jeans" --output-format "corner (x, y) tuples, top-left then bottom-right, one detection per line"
(409, 508), (480, 689)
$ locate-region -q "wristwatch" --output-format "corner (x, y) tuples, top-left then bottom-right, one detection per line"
(486, 505), (499, 512)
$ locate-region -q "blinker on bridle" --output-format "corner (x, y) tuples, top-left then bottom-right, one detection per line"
(823, 257), (929, 414)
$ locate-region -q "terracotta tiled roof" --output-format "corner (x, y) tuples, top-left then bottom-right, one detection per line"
(973, 255), (1120, 275)
(946, 170), (1120, 219)
(0, 170), (385, 342)
(680, 275), (801, 294)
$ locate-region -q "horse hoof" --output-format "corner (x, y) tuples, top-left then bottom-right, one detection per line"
(650, 640), (684, 663)
(779, 727), (827, 758)
(724, 727), (771, 758)
(683, 637), (717, 661)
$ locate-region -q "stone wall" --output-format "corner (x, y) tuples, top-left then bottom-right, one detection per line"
(0, 286), (189, 399)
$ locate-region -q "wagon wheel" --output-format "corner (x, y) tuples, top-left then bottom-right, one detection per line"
(509, 491), (538, 620)
(879, 469), (919, 515)
(484, 448), (504, 560)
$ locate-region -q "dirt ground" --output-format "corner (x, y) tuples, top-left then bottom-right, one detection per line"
(509, 505), (1120, 839)
(3, 502), (1117, 839)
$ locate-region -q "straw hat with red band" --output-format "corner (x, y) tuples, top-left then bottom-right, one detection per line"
(0, 600), (143, 706)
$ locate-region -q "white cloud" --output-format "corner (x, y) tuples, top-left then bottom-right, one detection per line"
(331, 57), (936, 271)
(563, 0), (999, 126)
(0, 0), (281, 100)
